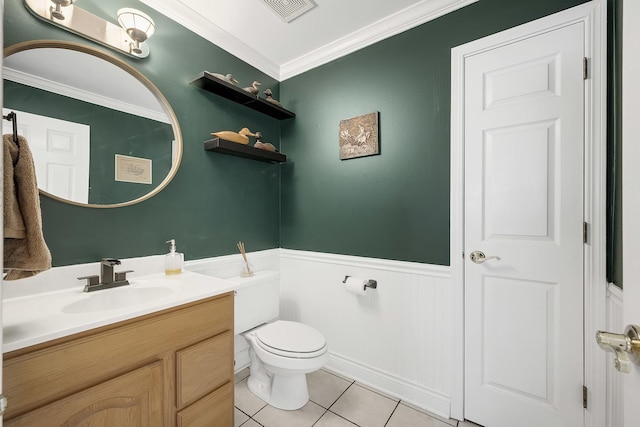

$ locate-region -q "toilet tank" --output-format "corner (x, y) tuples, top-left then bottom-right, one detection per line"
(226, 270), (280, 335)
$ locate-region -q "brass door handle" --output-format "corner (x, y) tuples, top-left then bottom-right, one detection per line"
(596, 324), (640, 373)
(469, 251), (501, 264)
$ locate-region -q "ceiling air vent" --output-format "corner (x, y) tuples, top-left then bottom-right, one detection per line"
(260, 0), (317, 23)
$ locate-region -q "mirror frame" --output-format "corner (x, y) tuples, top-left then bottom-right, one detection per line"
(3, 40), (183, 208)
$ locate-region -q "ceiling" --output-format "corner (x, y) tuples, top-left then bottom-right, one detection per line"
(139, 0), (478, 81)
(4, 48), (168, 122)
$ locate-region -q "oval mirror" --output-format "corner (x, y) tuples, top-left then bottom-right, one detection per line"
(2, 40), (182, 208)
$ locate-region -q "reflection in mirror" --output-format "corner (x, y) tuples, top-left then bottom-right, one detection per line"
(2, 41), (182, 208)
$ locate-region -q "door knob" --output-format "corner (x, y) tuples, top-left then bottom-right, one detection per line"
(469, 251), (501, 264)
(595, 324), (640, 373)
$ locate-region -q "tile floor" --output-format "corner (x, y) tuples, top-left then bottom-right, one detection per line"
(234, 368), (482, 427)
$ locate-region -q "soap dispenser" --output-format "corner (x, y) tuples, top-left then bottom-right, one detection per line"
(164, 239), (184, 275)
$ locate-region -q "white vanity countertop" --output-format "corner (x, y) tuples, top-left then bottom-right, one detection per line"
(2, 270), (236, 353)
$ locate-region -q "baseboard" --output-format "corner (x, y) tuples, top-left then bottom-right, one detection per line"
(325, 351), (451, 419)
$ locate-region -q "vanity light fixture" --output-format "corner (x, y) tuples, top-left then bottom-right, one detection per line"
(117, 8), (156, 55)
(24, 0), (156, 58)
(49, 0), (72, 20)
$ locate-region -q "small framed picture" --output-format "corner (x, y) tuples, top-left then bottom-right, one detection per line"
(115, 154), (152, 184)
(339, 112), (380, 160)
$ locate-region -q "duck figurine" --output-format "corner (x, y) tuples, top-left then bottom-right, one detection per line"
(243, 80), (261, 95)
(211, 127), (257, 145)
(263, 89), (281, 107)
(209, 72), (239, 85)
(253, 132), (278, 152)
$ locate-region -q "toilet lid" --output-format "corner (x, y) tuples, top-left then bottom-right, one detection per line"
(256, 320), (326, 356)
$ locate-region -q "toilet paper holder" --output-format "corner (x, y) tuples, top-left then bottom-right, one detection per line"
(342, 276), (377, 289)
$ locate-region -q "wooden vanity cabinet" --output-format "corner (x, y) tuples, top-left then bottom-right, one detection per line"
(3, 292), (234, 427)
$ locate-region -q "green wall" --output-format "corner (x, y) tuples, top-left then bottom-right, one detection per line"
(607, 0), (623, 287)
(4, 81), (174, 204)
(4, 0), (283, 266)
(7, 0), (616, 270)
(280, 0), (588, 265)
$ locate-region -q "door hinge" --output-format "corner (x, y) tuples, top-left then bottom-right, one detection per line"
(583, 57), (589, 80)
(583, 222), (588, 244)
(583, 385), (588, 409)
(462, 251), (465, 259)
(0, 394), (7, 416)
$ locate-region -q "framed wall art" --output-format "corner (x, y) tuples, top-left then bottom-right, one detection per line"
(115, 154), (152, 184)
(339, 111), (379, 160)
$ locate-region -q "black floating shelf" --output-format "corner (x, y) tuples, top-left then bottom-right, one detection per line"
(204, 138), (286, 163)
(189, 72), (295, 120)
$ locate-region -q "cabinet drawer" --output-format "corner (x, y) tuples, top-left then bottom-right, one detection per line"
(176, 330), (233, 409)
(177, 381), (233, 427)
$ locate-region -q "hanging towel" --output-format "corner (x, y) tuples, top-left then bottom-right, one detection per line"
(3, 134), (51, 280)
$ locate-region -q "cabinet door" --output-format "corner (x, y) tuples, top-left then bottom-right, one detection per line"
(177, 382), (233, 427)
(6, 362), (163, 427)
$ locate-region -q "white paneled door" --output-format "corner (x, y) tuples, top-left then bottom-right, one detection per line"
(2, 108), (90, 204)
(463, 23), (585, 427)
(622, 0), (640, 423)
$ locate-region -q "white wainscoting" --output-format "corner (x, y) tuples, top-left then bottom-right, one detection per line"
(606, 284), (624, 427)
(279, 249), (453, 418)
(11, 247), (620, 421)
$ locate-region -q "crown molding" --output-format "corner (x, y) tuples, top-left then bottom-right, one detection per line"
(140, 0), (477, 81)
(4, 68), (171, 123)
(138, 0), (281, 80)
(280, 0), (478, 80)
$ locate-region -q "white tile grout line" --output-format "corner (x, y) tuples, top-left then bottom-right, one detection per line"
(235, 384), (459, 427)
(235, 379), (361, 427)
(322, 377), (356, 409)
(237, 375), (458, 427)
(310, 379), (359, 426)
(315, 410), (361, 426)
(383, 400), (402, 427)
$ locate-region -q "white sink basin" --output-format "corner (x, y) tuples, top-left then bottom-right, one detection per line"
(62, 286), (175, 314)
(3, 270), (237, 353)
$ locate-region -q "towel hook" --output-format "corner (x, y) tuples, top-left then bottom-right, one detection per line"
(3, 111), (19, 145)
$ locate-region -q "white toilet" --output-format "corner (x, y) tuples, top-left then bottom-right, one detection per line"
(230, 271), (328, 410)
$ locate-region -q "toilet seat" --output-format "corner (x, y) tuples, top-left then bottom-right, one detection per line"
(255, 320), (327, 359)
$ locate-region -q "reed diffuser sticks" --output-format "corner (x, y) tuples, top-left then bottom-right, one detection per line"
(237, 241), (253, 277)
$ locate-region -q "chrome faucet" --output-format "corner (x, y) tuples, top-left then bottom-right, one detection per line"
(100, 258), (120, 284)
(78, 258), (134, 292)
